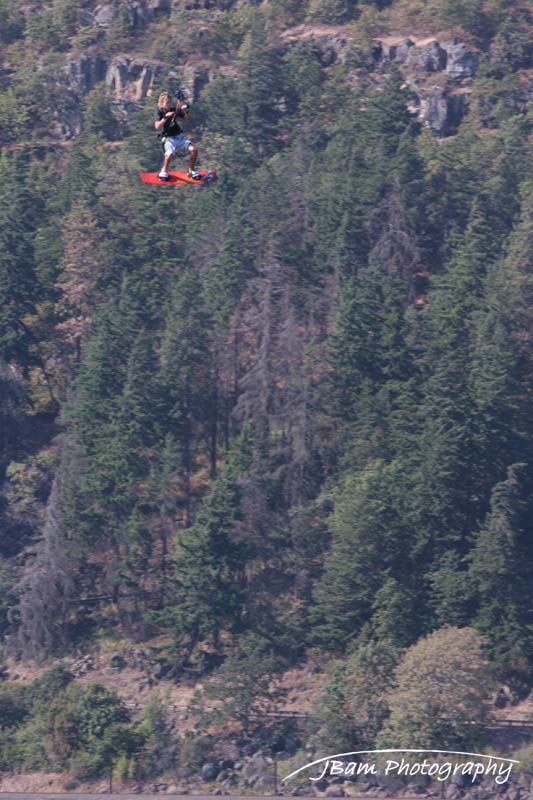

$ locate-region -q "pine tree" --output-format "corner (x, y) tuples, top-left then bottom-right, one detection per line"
(311, 462), (410, 651)
(236, 12), (281, 158)
(408, 194), (509, 567)
(157, 269), (215, 503)
(0, 153), (39, 365)
(329, 271), (382, 423)
(469, 180), (533, 473)
(469, 464), (533, 679)
(54, 197), (106, 377)
(165, 462), (248, 657)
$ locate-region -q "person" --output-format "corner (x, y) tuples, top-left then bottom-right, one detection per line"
(154, 90), (200, 181)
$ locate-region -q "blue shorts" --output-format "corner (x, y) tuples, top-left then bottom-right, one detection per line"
(162, 134), (193, 157)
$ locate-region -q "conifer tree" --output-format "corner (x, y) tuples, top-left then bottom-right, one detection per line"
(157, 269), (215, 506)
(236, 12), (280, 157)
(0, 154), (39, 364)
(165, 462), (248, 657)
(54, 198), (106, 377)
(469, 464), (533, 679)
(311, 463), (410, 650)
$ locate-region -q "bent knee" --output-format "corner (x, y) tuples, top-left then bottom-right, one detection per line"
(188, 144), (197, 153)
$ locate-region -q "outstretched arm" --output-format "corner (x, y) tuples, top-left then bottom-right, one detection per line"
(177, 100), (192, 120)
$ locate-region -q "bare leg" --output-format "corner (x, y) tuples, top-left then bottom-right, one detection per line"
(161, 152), (172, 173)
(188, 144), (198, 173)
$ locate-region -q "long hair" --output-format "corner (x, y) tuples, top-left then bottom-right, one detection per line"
(158, 91), (172, 109)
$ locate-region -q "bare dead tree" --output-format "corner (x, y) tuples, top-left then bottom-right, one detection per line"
(367, 180), (424, 299)
(9, 438), (83, 660)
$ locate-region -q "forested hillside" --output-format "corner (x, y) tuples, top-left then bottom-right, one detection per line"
(1, 0), (533, 788)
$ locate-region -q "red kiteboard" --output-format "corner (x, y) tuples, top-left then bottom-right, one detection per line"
(139, 169), (217, 186)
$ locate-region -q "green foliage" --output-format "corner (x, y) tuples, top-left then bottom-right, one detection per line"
(309, 662), (358, 753)
(82, 84), (118, 140)
(198, 633), (288, 735)
(137, 691), (179, 776)
(378, 627), (492, 748)
(311, 630), (399, 752)
(345, 634), (399, 746)
(0, 153), (39, 363)
(307, 0), (356, 22)
(0, 558), (17, 635)
(7, 716), (51, 770)
(0, 673), (134, 776)
(161, 460), (249, 657)
(429, 552), (474, 627)
(437, 0), (486, 36)
(311, 461), (420, 651)
(469, 465), (533, 680)
(514, 744), (533, 784)
(37, 682), (127, 768)
(1, 0), (532, 771)
(28, 664), (74, 707)
(178, 733), (214, 771)
(235, 13), (282, 158)
(0, 682), (30, 728)
(51, 0), (80, 40)
(0, 0), (24, 44)
(23, 0), (81, 50)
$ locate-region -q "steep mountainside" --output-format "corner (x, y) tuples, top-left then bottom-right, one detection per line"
(1, 0), (533, 793)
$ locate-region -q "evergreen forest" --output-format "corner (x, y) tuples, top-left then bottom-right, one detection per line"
(1, 0), (533, 788)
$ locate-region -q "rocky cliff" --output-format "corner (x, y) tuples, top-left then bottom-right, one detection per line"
(56, 22), (531, 142)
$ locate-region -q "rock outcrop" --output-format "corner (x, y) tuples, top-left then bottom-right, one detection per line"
(105, 56), (166, 103)
(443, 39), (479, 78)
(65, 52), (211, 104)
(405, 40), (447, 72)
(411, 84), (469, 135)
(65, 53), (108, 96)
(91, 0), (171, 29)
(50, 14), (522, 142)
(376, 36), (479, 133)
(58, 51), (211, 139)
(282, 29), (479, 135)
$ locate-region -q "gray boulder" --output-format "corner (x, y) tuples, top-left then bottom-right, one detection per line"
(201, 762), (220, 782)
(324, 785), (345, 797)
(242, 755), (270, 780)
(108, 653), (126, 670)
(254, 774), (276, 791)
(121, 0), (171, 29)
(416, 85), (468, 135)
(395, 38), (415, 63)
(445, 42), (479, 78)
(105, 56), (166, 103)
(308, 34), (351, 66)
(380, 37), (414, 64)
(444, 785), (464, 799)
(70, 655), (94, 676)
(381, 777), (406, 796)
(94, 4), (114, 25)
(65, 54), (108, 96)
(406, 40), (447, 72)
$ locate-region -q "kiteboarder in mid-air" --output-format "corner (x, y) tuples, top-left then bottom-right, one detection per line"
(154, 90), (200, 181)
